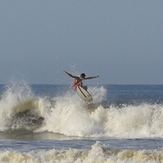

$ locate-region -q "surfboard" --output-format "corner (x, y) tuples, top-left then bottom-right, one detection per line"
(76, 86), (93, 102)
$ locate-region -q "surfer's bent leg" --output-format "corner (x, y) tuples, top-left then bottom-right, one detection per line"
(72, 82), (81, 91)
(83, 86), (87, 91)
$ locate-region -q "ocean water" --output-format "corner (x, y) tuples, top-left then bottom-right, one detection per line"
(0, 82), (163, 162)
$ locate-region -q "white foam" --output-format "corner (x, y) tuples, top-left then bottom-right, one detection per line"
(42, 100), (163, 138)
(0, 142), (163, 163)
(89, 86), (107, 103)
(0, 81), (35, 130)
(1, 82), (163, 139)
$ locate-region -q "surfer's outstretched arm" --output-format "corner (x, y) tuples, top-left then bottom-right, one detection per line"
(84, 75), (99, 80)
(63, 70), (78, 78)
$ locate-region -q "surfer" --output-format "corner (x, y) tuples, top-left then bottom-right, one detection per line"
(63, 70), (99, 91)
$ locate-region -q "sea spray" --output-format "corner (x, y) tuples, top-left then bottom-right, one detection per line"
(43, 92), (93, 136)
(88, 86), (107, 103)
(104, 104), (163, 138)
(36, 86), (163, 138)
(0, 81), (48, 131)
(0, 81), (34, 130)
(37, 86), (105, 136)
(1, 82), (163, 139)
(42, 101), (163, 138)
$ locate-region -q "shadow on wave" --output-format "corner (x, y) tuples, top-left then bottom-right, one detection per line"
(8, 99), (45, 130)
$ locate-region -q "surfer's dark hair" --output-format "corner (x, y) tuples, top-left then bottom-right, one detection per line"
(80, 73), (86, 78)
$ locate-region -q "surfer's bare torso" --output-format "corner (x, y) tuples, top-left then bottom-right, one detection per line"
(63, 70), (99, 91)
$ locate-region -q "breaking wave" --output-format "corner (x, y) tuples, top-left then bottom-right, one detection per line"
(1, 81), (163, 138)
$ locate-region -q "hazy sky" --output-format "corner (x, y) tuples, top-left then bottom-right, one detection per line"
(0, 1), (163, 84)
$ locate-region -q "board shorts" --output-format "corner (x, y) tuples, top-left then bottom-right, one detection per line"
(72, 82), (81, 91)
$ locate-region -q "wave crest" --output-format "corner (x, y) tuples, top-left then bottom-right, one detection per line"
(1, 82), (163, 139)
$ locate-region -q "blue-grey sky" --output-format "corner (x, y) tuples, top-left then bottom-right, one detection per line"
(0, 1), (163, 84)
